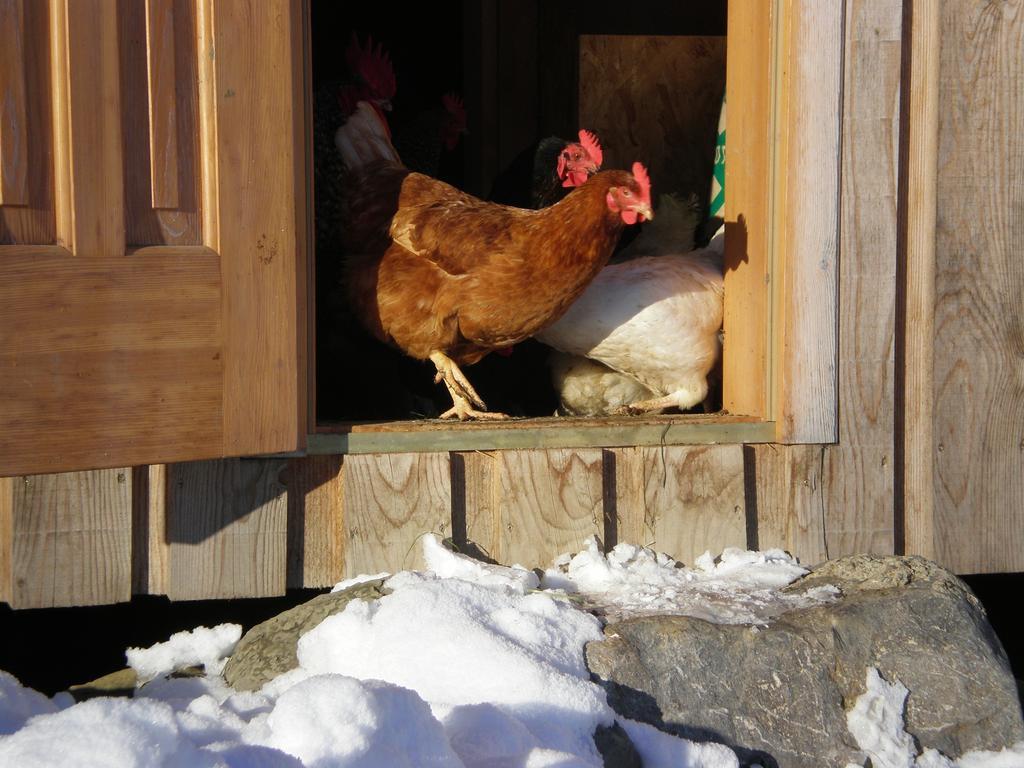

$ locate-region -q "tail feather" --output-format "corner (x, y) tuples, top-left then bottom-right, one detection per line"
(334, 101), (400, 170)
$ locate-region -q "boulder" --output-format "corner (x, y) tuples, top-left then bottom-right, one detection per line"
(223, 579), (389, 692)
(585, 555), (1023, 768)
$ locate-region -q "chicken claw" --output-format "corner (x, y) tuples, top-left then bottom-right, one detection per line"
(429, 351), (509, 420)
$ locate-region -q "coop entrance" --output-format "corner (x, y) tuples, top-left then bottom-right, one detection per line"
(308, 1), (740, 438)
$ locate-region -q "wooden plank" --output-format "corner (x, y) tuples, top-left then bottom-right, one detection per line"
(282, 455), (344, 589)
(932, 0), (1024, 573)
(342, 453), (451, 576)
(0, 0), (55, 245)
(309, 418), (776, 456)
(165, 459), (288, 600)
(0, 0), (28, 206)
(213, 0), (304, 456)
(60, 0), (125, 256)
(819, 0), (903, 559)
(0, 477), (12, 603)
(723, 0), (774, 419)
(118, 0), (201, 245)
(900, 0), (941, 560)
(496, 449), (603, 568)
(452, 450), (503, 563)
(615, 445), (746, 566)
(579, 35), (726, 211)
(10, 469), (132, 608)
(144, 0), (179, 209)
(131, 464), (169, 595)
(751, 444), (828, 565)
(0, 253), (223, 476)
(775, 0), (843, 443)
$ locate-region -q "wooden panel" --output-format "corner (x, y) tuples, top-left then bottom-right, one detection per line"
(751, 444), (828, 565)
(60, 0), (125, 255)
(579, 35), (726, 209)
(901, 0), (941, 560)
(0, 0), (28, 205)
(615, 445), (746, 566)
(497, 449), (603, 568)
(342, 453), (451, 576)
(723, 1), (773, 418)
(932, 0), (1024, 573)
(0, 0), (54, 245)
(9, 469), (131, 608)
(144, 0), (179, 209)
(0, 253), (223, 476)
(214, 0), (304, 455)
(282, 455), (345, 589)
(118, 0), (201, 245)
(165, 459), (288, 600)
(775, 0), (842, 442)
(824, 0), (903, 558)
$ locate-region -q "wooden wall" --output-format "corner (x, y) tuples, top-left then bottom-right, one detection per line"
(2, 0), (1022, 608)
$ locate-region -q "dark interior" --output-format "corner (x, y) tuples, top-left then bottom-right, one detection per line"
(311, 0), (728, 423)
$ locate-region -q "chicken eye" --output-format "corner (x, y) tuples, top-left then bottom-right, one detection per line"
(622, 190), (632, 197)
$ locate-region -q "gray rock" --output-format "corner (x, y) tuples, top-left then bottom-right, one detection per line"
(585, 555), (1023, 768)
(223, 579), (389, 692)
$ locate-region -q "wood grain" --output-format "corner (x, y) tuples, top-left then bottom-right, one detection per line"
(751, 444), (828, 565)
(214, 0), (304, 457)
(118, 0), (201, 245)
(615, 445), (746, 566)
(0, 252), (223, 476)
(131, 463), (169, 595)
(579, 35), (726, 210)
(342, 453), (451, 575)
(452, 450), (503, 563)
(61, 0), (125, 256)
(932, 0), (1024, 573)
(0, 0), (28, 205)
(144, 0), (179, 209)
(10, 469), (131, 608)
(723, 1), (773, 418)
(901, 0), (941, 559)
(0, 0), (54, 244)
(496, 449), (603, 568)
(166, 459), (288, 600)
(282, 455), (345, 588)
(821, 0), (902, 557)
(0, 477), (12, 602)
(775, 0), (843, 443)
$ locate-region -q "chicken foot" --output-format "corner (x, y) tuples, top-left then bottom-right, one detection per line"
(429, 351), (509, 421)
(614, 383), (708, 416)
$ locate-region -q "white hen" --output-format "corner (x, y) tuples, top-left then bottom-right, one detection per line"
(537, 230), (724, 416)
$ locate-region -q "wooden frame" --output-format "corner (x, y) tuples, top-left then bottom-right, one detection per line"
(307, 0), (842, 452)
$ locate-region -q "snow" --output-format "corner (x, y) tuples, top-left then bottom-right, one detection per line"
(543, 536), (837, 624)
(844, 668), (1024, 768)
(126, 624), (243, 682)
(0, 536), (1019, 768)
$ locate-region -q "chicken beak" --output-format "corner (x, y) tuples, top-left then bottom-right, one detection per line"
(637, 203), (654, 221)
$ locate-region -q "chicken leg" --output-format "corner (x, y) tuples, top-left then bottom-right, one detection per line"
(429, 351), (509, 421)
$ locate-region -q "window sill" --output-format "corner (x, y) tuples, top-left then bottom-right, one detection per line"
(309, 414), (774, 455)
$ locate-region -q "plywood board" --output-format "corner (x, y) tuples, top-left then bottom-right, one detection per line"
(932, 0), (1024, 573)
(342, 453), (451, 576)
(165, 459), (288, 600)
(282, 455), (345, 588)
(9, 468), (132, 608)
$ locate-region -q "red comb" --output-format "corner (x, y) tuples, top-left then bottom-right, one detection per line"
(578, 129), (603, 167)
(347, 34), (396, 101)
(631, 162), (652, 205)
(442, 92), (465, 119)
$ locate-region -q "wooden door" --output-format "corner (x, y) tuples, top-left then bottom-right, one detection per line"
(0, 0), (307, 476)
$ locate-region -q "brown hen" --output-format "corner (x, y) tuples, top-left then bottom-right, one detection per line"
(335, 102), (652, 419)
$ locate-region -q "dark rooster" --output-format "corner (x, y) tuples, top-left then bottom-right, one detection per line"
(335, 103), (652, 419)
(489, 130), (604, 209)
